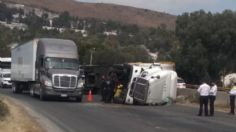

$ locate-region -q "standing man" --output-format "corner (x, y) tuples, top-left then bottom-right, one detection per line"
(100, 75), (106, 102)
(209, 82), (217, 116)
(197, 82), (210, 116)
(229, 82), (236, 115)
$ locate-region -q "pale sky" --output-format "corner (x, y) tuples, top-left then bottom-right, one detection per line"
(77, 0), (236, 15)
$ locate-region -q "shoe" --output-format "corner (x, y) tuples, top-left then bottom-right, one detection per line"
(197, 114), (202, 116)
(227, 112), (234, 115)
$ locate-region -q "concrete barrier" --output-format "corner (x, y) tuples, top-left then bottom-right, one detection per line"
(177, 88), (231, 107)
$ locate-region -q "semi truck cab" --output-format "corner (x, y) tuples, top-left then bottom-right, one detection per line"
(11, 38), (83, 101)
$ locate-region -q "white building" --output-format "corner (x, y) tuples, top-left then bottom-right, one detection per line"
(0, 21), (27, 30)
(103, 30), (118, 36)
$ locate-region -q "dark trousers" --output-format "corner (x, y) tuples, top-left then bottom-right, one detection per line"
(209, 95), (216, 116)
(104, 89), (113, 103)
(198, 96), (209, 116)
(230, 95), (235, 114)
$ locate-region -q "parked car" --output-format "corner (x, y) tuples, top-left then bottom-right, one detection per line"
(177, 78), (186, 89)
(0, 69), (12, 88)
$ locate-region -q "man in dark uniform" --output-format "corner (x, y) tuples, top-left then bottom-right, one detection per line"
(100, 75), (106, 102)
(104, 76), (115, 103)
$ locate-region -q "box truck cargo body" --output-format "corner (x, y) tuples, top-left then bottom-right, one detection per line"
(11, 38), (83, 101)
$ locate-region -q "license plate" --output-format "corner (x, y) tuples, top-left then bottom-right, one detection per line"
(61, 94), (68, 97)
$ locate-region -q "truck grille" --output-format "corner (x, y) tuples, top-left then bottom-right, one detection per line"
(133, 78), (149, 103)
(53, 74), (77, 89)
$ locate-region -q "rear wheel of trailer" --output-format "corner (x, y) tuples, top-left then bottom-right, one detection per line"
(12, 83), (22, 93)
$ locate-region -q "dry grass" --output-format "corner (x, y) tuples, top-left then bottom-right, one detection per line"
(0, 98), (9, 121)
(0, 98), (45, 132)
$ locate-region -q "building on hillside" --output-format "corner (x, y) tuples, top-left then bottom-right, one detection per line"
(0, 21), (27, 30)
(103, 30), (117, 36)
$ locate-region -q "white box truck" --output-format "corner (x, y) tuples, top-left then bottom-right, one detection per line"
(11, 38), (84, 101)
(0, 57), (11, 70)
(0, 69), (11, 88)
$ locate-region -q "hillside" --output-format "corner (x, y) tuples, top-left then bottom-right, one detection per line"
(4, 0), (176, 29)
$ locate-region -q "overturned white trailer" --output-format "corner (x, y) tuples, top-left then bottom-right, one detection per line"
(123, 63), (155, 104)
(111, 63), (177, 105)
(132, 64), (177, 105)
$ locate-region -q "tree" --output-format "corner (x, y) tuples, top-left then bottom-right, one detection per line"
(175, 10), (236, 83)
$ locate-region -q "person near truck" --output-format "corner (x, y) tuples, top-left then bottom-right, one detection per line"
(209, 82), (217, 116)
(100, 75), (107, 102)
(229, 82), (236, 115)
(197, 82), (210, 116)
(104, 76), (115, 103)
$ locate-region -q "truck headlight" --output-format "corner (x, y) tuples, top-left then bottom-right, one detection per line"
(44, 80), (52, 87)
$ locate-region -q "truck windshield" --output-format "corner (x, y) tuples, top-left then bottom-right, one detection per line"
(45, 57), (79, 70)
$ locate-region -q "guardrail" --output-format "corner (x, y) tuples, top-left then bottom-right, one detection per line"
(185, 84), (230, 92)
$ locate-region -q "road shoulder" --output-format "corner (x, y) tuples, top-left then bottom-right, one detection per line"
(0, 96), (45, 132)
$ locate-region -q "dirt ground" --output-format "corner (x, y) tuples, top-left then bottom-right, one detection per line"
(0, 97), (45, 132)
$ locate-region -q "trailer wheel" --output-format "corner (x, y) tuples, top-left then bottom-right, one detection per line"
(12, 83), (19, 93)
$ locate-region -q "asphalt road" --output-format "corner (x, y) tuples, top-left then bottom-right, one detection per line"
(1, 88), (236, 132)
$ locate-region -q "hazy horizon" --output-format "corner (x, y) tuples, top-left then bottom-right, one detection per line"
(77, 0), (236, 15)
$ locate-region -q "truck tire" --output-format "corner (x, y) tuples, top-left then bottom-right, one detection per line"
(75, 96), (82, 102)
(39, 88), (47, 101)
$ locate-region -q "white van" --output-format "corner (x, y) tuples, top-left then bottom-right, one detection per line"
(0, 69), (12, 88)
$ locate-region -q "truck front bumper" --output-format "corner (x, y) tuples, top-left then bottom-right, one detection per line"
(44, 87), (83, 98)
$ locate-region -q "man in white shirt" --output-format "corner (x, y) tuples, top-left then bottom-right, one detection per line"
(209, 82), (217, 116)
(197, 82), (210, 116)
